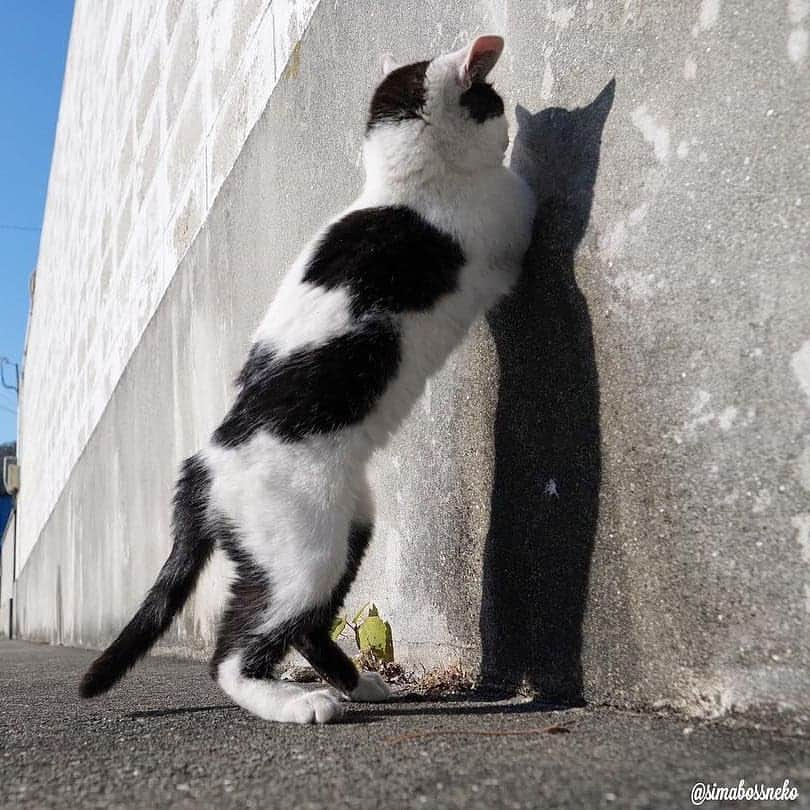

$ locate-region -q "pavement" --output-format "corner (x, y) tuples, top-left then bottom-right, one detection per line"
(0, 640), (807, 809)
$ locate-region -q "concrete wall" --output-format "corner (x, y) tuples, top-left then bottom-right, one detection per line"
(15, 0), (810, 720)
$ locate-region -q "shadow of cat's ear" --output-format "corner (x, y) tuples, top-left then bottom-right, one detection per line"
(515, 104), (531, 128)
(591, 78), (617, 124)
(600, 77), (617, 102)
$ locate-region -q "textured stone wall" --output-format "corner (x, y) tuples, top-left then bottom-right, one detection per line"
(17, 0), (318, 572)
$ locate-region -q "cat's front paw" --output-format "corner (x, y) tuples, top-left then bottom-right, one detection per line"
(349, 671), (392, 702)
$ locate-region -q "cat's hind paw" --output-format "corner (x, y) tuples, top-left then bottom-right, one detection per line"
(283, 688), (345, 724)
(349, 671), (392, 702)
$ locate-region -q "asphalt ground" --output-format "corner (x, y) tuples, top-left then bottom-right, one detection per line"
(1, 640), (807, 809)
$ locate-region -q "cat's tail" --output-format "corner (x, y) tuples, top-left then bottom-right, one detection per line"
(79, 454), (216, 698)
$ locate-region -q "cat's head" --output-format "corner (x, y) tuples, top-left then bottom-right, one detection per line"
(364, 36), (508, 176)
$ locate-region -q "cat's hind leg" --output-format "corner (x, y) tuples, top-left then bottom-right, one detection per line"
(294, 520), (392, 703)
(215, 642), (343, 724)
(210, 549), (343, 724)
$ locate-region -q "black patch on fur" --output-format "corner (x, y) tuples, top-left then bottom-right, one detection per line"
(80, 455), (215, 698)
(367, 61), (429, 131)
(213, 318), (401, 447)
(223, 568), (350, 682)
(459, 81), (504, 123)
(304, 206), (464, 316)
(209, 522), (273, 675)
(295, 628), (360, 694)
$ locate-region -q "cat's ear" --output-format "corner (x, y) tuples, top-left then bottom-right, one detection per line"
(379, 53), (402, 77)
(456, 35), (504, 89)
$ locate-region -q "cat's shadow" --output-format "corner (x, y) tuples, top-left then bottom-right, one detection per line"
(479, 80), (616, 703)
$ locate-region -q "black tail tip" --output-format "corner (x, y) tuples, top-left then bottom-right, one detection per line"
(79, 659), (117, 699)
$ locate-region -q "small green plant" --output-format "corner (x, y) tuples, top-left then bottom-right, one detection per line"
(330, 602), (394, 664)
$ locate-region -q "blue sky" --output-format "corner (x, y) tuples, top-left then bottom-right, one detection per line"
(0, 3), (74, 444)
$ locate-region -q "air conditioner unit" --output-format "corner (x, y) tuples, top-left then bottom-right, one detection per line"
(3, 457), (19, 495)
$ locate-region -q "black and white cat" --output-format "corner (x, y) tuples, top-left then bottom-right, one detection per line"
(80, 35), (535, 724)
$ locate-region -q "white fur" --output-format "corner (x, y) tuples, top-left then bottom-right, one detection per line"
(209, 38), (535, 723)
(253, 254), (353, 357)
(204, 432), (368, 632)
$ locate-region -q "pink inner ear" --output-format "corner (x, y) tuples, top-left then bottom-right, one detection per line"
(463, 35), (504, 82)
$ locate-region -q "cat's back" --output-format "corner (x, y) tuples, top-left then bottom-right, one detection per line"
(254, 164), (535, 368)
(254, 194), (469, 350)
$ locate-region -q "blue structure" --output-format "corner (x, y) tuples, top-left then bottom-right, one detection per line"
(0, 492), (11, 538)
(0, 442), (15, 544)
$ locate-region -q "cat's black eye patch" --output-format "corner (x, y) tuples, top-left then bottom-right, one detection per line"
(304, 205), (464, 316)
(459, 81), (504, 123)
(367, 60), (429, 130)
(213, 321), (401, 447)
